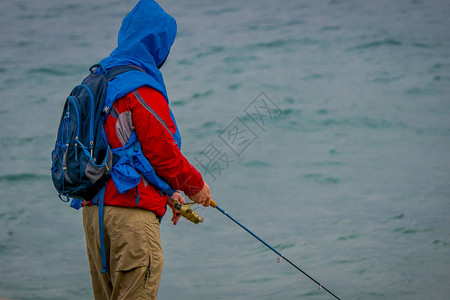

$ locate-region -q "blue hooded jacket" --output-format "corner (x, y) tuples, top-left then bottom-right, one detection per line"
(99, 0), (181, 197)
(101, 0), (176, 104)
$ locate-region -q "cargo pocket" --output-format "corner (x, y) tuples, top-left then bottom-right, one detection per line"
(110, 224), (149, 272)
(142, 222), (164, 297)
(109, 224), (152, 297)
(144, 255), (152, 283)
(144, 251), (164, 299)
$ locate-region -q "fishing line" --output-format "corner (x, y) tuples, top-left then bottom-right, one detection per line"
(209, 199), (341, 300)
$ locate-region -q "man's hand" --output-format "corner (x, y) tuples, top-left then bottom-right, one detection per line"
(167, 192), (185, 225)
(188, 181), (212, 207)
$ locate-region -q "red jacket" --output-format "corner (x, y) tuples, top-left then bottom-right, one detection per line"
(101, 86), (204, 217)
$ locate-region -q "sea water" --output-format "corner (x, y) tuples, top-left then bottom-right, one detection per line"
(0, 0), (449, 299)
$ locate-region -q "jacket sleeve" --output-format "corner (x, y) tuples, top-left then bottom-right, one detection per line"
(129, 86), (204, 196)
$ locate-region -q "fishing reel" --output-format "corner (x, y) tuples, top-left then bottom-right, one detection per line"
(173, 199), (203, 224)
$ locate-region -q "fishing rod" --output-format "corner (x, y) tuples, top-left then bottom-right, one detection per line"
(175, 199), (341, 300)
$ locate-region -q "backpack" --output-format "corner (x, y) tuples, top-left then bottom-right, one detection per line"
(51, 63), (177, 274)
(51, 64), (143, 209)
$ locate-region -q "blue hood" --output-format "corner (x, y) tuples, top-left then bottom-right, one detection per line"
(100, 0), (177, 107)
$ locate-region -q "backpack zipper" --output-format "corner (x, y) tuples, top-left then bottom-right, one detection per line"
(68, 96), (80, 143)
(79, 84), (95, 157)
(68, 96), (80, 161)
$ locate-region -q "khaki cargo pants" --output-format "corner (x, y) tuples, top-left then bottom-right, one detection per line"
(82, 205), (164, 300)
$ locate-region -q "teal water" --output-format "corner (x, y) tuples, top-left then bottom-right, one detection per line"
(1, 0), (450, 299)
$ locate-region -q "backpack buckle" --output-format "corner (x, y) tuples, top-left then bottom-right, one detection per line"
(89, 64), (106, 75)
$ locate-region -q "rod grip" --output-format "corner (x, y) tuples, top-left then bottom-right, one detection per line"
(209, 199), (217, 208)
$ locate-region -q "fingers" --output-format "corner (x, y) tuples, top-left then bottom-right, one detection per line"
(168, 192), (186, 206)
(171, 207), (182, 225)
(203, 186), (212, 207)
(168, 192), (184, 225)
(178, 196), (186, 204)
(172, 214), (181, 225)
(188, 181), (212, 207)
(202, 197), (211, 207)
(193, 194), (210, 207)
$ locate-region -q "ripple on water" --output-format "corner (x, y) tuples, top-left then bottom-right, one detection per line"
(403, 86), (441, 96)
(348, 38), (435, 53)
(303, 173), (340, 185)
(302, 73), (333, 81)
(348, 39), (403, 51)
(170, 99), (186, 106)
(331, 257), (366, 265)
(1, 135), (53, 147)
(27, 64), (86, 77)
(203, 7), (240, 16)
(252, 243), (295, 254)
(0, 173), (50, 183)
(320, 116), (403, 130)
(314, 108), (330, 115)
(223, 55), (259, 63)
(191, 89), (214, 99)
(242, 277), (274, 284)
(28, 67), (69, 76)
(227, 83), (241, 90)
(187, 120), (224, 138)
(393, 214), (405, 220)
(0, 240), (19, 254)
(195, 46), (225, 58)
(432, 240), (448, 248)
(177, 58), (194, 66)
(320, 25), (341, 31)
(274, 243), (296, 251)
(247, 39), (292, 50)
(337, 234), (360, 241)
(391, 227), (418, 235)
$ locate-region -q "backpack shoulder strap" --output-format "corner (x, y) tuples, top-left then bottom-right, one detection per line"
(106, 65), (145, 81)
(87, 64), (145, 80)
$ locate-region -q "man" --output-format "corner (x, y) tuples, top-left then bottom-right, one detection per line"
(82, 1), (212, 299)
